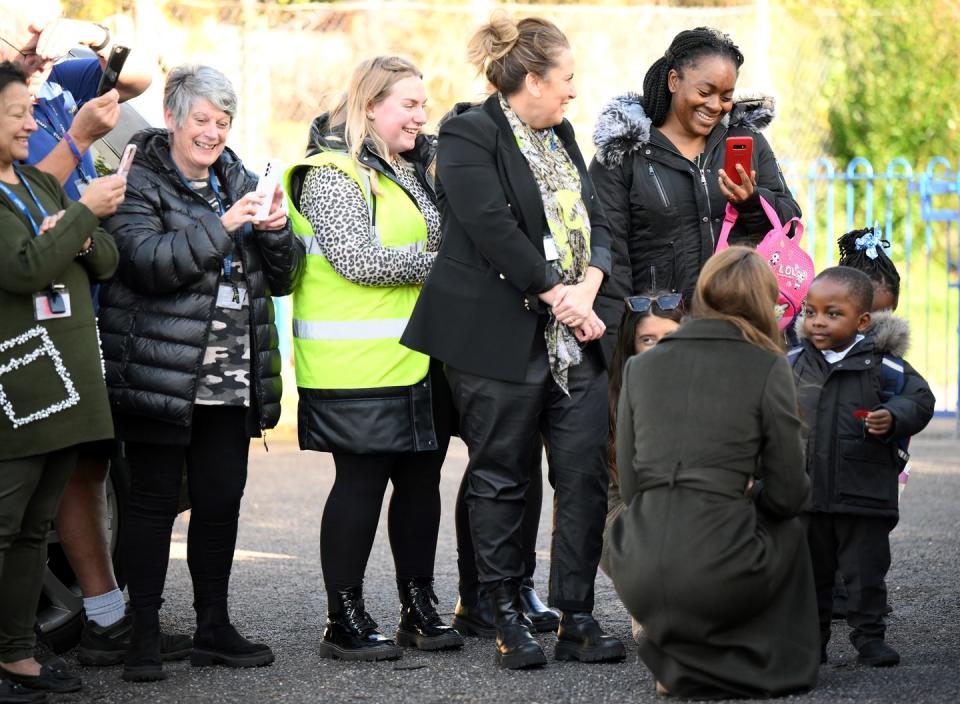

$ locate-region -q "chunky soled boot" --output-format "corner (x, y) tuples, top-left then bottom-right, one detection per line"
(318, 586), (402, 662)
(519, 578), (560, 633)
(452, 587), (534, 638)
(190, 605), (274, 668)
(395, 578), (464, 651)
(554, 611), (626, 663)
(121, 607), (166, 682)
(491, 580), (546, 670)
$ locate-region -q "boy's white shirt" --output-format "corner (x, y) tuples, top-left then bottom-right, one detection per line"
(821, 334), (865, 364)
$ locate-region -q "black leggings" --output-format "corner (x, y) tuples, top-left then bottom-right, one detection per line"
(455, 443), (542, 605)
(321, 442), (449, 595)
(123, 406), (249, 611)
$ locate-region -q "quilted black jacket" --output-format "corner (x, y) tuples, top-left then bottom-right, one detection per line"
(98, 128), (303, 435)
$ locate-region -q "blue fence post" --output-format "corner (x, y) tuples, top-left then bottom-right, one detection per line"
(884, 158), (914, 319)
(845, 157), (875, 234)
(806, 159), (835, 265)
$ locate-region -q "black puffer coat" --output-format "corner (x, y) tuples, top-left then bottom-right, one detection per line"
(589, 94), (800, 302)
(98, 128), (303, 437)
(790, 313), (935, 519)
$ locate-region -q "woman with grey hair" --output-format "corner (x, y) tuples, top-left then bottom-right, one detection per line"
(98, 64), (303, 682)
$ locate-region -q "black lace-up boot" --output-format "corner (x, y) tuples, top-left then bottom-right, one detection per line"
(395, 578), (464, 651)
(318, 586), (402, 662)
(490, 580), (546, 669)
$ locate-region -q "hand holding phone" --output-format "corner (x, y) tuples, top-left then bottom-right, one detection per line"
(723, 137), (753, 187)
(96, 45), (131, 97)
(254, 161), (281, 221)
(117, 144), (137, 178)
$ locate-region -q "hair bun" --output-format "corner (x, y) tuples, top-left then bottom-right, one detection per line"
(468, 11), (520, 73)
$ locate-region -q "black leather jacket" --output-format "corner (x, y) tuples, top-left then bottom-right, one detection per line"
(99, 128), (302, 437)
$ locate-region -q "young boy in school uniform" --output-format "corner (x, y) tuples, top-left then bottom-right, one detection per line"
(790, 266), (934, 666)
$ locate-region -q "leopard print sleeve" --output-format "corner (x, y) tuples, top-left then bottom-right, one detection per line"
(299, 165), (436, 287)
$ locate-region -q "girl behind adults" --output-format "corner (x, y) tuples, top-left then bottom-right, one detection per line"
(98, 64), (302, 682)
(609, 246), (820, 698)
(0, 61), (123, 697)
(402, 14), (625, 669)
(589, 27), (800, 302)
(285, 55), (462, 662)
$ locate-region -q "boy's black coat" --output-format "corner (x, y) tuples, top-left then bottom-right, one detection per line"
(791, 314), (935, 518)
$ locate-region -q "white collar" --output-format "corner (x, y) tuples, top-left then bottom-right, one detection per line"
(821, 334), (865, 364)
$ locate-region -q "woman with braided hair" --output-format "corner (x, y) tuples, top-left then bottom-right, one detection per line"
(589, 27), (801, 303)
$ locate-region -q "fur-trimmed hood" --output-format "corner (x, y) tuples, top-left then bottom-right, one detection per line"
(794, 310), (911, 357)
(592, 92), (776, 168)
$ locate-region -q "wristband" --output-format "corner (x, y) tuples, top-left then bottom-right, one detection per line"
(63, 132), (83, 163)
(90, 23), (111, 53)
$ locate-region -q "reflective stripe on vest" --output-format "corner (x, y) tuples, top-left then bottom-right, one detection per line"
(292, 318), (410, 341)
(283, 151), (430, 390)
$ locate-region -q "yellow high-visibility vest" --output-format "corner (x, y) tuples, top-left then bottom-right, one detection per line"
(284, 152), (430, 389)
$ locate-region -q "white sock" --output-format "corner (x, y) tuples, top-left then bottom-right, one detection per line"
(83, 588), (126, 627)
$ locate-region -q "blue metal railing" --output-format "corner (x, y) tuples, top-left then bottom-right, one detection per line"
(273, 156), (960, 420)
(783, 156), (959, 419)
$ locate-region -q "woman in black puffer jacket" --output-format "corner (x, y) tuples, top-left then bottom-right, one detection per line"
(589, 27), (800, 305)
(98, 65), (302, 683)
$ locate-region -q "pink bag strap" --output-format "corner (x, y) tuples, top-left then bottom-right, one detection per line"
(716, 195), (800, 249)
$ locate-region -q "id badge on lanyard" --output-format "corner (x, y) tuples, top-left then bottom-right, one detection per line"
(0, 168), (72, 320)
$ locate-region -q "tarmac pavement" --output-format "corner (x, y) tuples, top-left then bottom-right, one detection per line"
(50, 418), (959, 703)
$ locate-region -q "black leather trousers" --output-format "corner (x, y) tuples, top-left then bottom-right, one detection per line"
(447, 347), (609, 613)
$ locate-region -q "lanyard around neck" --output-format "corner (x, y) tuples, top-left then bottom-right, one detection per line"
(33, 101), (96, 183)
(0, 166), (51, 237)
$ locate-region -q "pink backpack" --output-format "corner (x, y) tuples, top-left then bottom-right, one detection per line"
(716, 196), (814, 330)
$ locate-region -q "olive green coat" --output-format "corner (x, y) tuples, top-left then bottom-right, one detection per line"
(0, 166), (118, 460)
(608, 318), (819, 699)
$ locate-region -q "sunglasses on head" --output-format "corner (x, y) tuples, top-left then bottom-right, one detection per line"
(624, 293), (683, 313)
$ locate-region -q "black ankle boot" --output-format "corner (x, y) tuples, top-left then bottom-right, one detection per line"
(519, 578), (560, 633)
(122, 607), (166, 682)
(453, 586), (535, 638)
(554, 611), (626, 663)
(191, 604), (274, 668)
(318, 586), (402, 662)
(395, 578), (464, 651)
(491, 580), (546, 669)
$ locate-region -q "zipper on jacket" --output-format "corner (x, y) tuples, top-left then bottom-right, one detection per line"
(648, 163), (670, 208)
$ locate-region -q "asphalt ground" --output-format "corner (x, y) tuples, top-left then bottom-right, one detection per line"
(49, 418), (959, 703)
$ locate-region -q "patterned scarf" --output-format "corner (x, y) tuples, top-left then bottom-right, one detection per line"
(499, 94), (592, 395)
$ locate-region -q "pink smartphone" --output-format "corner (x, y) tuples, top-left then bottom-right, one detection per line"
(723, 136), (753, 186)
(117, 144), (137, 178)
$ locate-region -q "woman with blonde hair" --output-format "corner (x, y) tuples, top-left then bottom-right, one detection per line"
(608, 246), (820, 698)
(402, 14), (624, 669)
(285, 55), (462, 662)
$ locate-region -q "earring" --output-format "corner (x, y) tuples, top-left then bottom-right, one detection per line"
(366, 113), (374, 120)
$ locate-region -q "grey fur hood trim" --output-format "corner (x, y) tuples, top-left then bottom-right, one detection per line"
(793, 310), (910, 357)
(865, 311), (911, 357)
(592, 92), (776, 168)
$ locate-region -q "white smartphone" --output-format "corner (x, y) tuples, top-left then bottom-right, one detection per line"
(254, 160), (281, 220)
(117, 144), (137, 178)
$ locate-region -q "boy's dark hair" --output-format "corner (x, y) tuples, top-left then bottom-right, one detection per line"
(0, 61), (27, 96)
(837, 227), (901, 306)
(642, 27), (744, 127)
(813, 266), (874, 313)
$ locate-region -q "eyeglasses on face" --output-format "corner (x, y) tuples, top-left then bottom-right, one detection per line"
(624, 293), (683, 313)
(0, 35), (57, 64)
